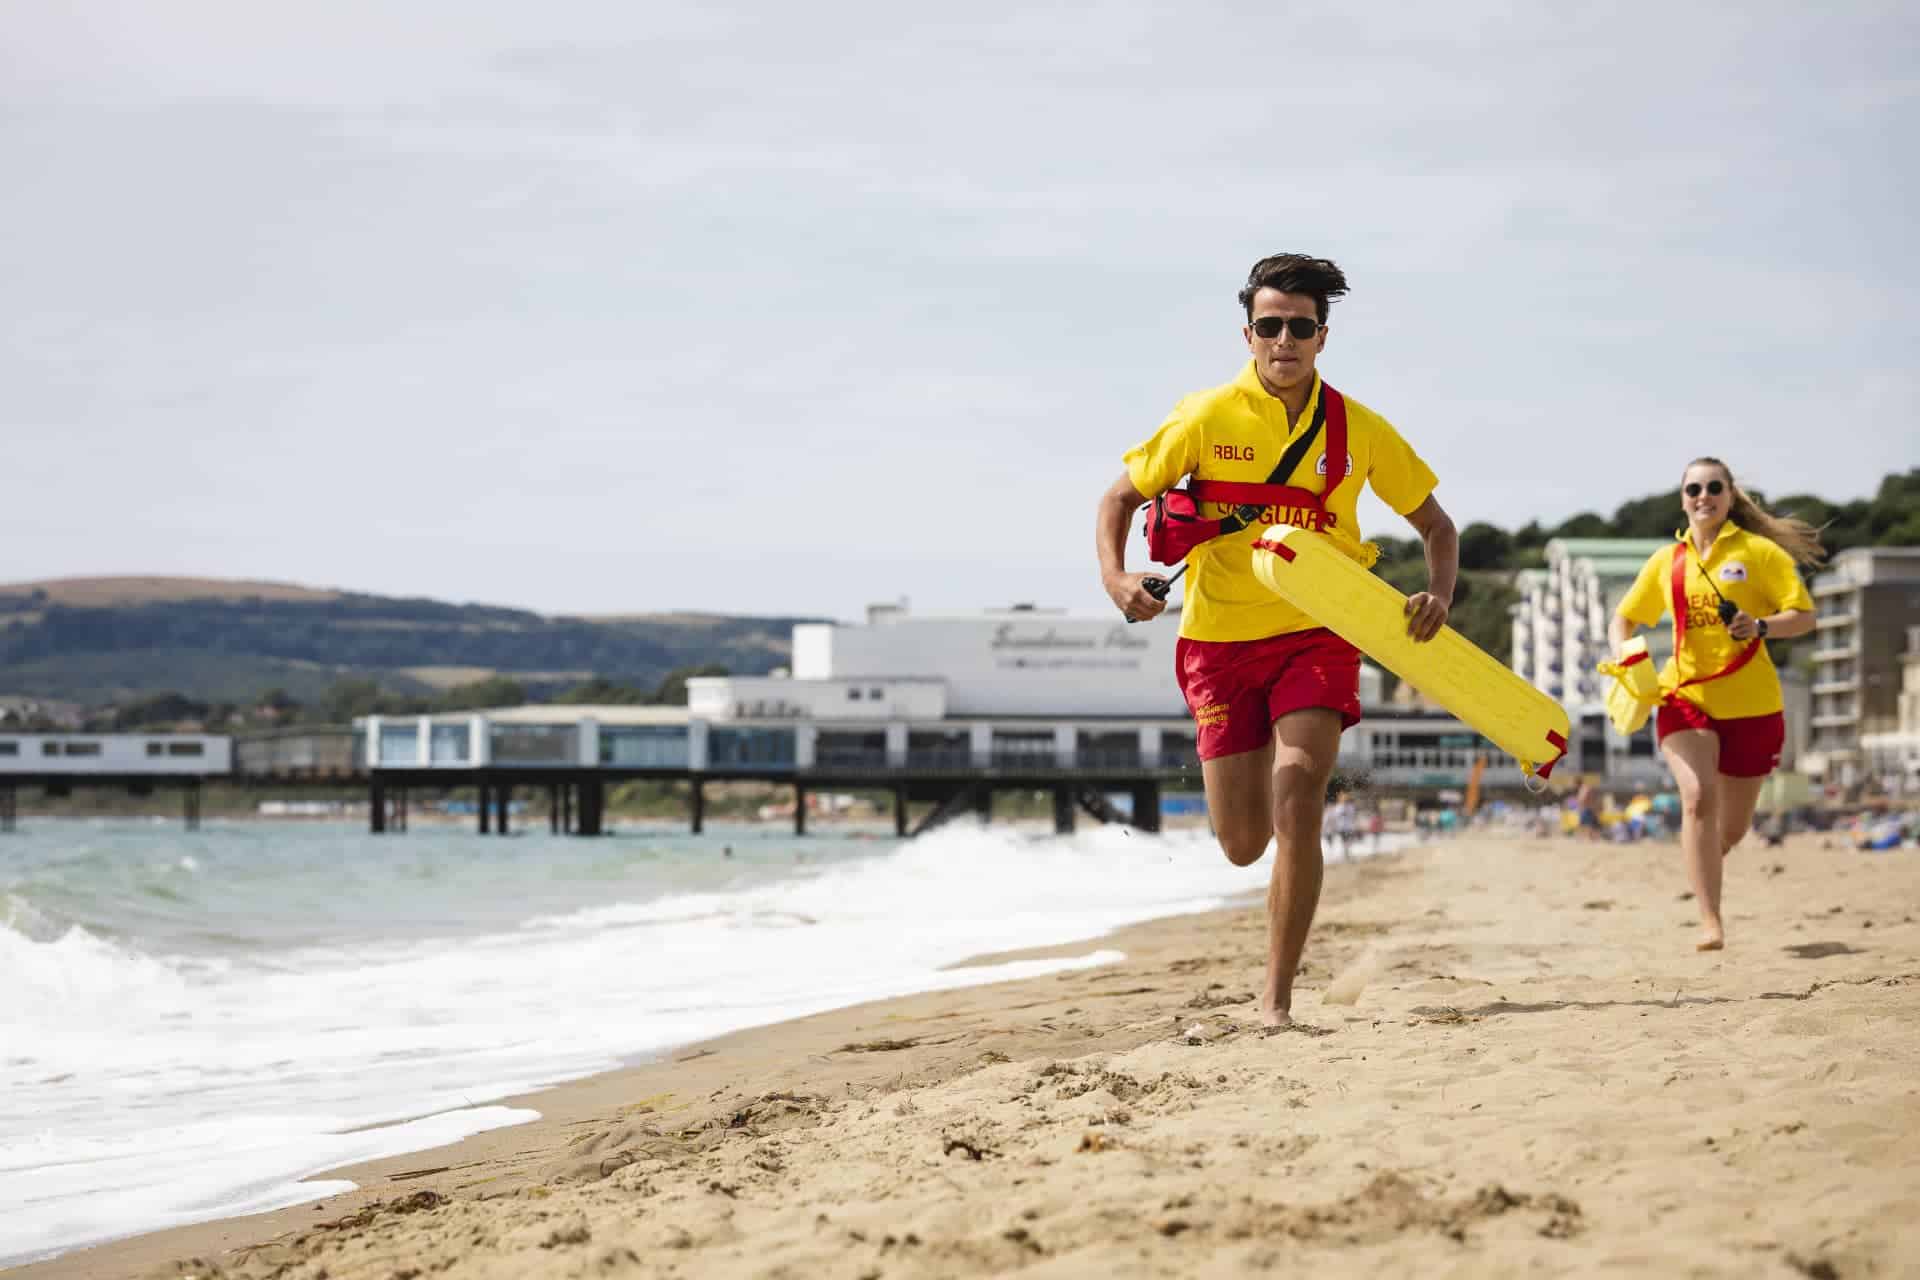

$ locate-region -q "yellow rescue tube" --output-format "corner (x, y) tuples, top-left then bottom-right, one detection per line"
(1250, 525), (1572, 782)
(1594, 636), (1659, 736)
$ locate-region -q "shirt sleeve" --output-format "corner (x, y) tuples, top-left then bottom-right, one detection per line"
(1758, 541), (1814, 614)
(1363, 412), (1439, 516)
(1122, 398), (1203, 499)
(1616, 548), (1673, 627)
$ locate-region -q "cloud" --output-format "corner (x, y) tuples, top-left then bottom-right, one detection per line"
(1, 1), (1913, 618)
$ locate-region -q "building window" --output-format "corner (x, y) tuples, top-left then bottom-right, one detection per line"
(147, 743), (165, 756)
(868, 687), (882, 700)
(0, 741), (17, 756)
(62, 742), (102, 757)
(907, 730), (970, 769)
(712, 727), (800, 768)
(379, 725), (421, 763)
(600, 725), (690, 767)
(429, 724), (470, 763)
(43, 742), (59, 756)
(847, 688), (862, 700)
(166, 742), (205, 757)
(488, 724), (578, 766)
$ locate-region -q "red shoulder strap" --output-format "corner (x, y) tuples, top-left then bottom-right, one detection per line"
(1321, 385), (1348, 500)
(1674, 639), (1762, 691)
(1669, 543), (1689, 644)
(1668, 541), (1761, 692)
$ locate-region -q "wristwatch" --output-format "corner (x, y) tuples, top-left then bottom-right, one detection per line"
(1756, 617), (1770, 638)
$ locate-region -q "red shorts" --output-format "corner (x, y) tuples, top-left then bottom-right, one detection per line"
(1175, 628), (1361, 761)
(1655, 701), (1785, 778)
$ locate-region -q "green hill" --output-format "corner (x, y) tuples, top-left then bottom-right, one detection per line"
(0, 578), (814, 718)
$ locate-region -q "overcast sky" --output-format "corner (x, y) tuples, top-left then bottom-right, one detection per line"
(3, 1), (1913, 621)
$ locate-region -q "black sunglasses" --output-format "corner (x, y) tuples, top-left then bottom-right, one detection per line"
(1250, 315), (1323, 340)
(1683, 480), (1725, 498)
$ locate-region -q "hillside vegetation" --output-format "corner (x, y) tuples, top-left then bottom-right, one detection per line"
(0, 582), (811, 723)
(2, 470), (1911, 725)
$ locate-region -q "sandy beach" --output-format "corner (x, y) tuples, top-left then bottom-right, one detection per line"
(16, 829), (1920, 1279)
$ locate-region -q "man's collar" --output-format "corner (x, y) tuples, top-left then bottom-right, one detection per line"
(1235, 360), (1320, 424)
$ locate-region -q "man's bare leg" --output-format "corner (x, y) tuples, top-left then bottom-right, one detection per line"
(1199, 740), (1276, 868)
(1661, 729), (1726, 951)
(1718, 774), (1766, 859)
(1261, 709), (1343, 1025)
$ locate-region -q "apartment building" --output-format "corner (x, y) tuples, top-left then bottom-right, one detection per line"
(1859, 624), (1920, 790)
(1511, 538), (1672, 708)
(1805, 547), (1920, 784)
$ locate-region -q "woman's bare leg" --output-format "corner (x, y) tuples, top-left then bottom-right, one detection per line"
(1661, 729), (1727, 950)
(1719, 774), (1766, 858)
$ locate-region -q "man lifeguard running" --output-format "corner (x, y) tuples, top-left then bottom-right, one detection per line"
(1093, 254), (1459, 1028)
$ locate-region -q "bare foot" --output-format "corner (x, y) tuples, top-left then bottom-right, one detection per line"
(1259, 1005), (1293, 1030)
(1696, 925), (1725, 952)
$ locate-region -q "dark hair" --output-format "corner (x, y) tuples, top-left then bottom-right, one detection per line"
(1683, 457), (1827, 568)
(1238, 254), (1349, 322)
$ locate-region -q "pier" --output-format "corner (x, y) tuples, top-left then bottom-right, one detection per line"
(0, 733), (228, 831)
(362, 760), (1174, 838)
(0, 700), (1656, 835)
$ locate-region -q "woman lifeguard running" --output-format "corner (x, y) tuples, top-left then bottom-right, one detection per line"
(1609, 457), (1823, 951)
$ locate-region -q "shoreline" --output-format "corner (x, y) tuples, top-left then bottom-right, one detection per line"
(13, 832), (1920, 1277)
(7, 871), (1276, 1278)
(5, 826), (1301, 1271)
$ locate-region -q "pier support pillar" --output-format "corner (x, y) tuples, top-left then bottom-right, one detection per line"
(549, 785), (560, 833)
(478, 782), (492, 834)
(370, 779), (387, 834)
(183, 782), (201, 832)
(393, 787), (408, 833)
(561, 784), (575, 834)
(976, 786), (993, 826)
(1130, 782), (1162, 833)
(894, 785), (907, 837)
(578, 780), (604, 836)
(0, 784), (13, 833)
(1052, 786), (1075, 835)
(494, 783), (511, 836)
(795, 784), (807, 836)
(690, 780), (704, 835)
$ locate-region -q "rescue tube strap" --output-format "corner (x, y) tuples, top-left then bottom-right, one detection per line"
(1532, 729), (1569, 782)
(1251, 538), (1296, 562)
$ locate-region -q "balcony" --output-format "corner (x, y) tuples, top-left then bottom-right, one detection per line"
(1810, 713), (1858, 730)
(1811, 677), (1860, 696)
(1814, 614), (1857, 631)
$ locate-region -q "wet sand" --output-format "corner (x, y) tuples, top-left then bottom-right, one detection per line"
(16, 831), (1920, 1279)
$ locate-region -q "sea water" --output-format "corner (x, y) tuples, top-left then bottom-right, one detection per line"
(0, 817), (1404, 1264)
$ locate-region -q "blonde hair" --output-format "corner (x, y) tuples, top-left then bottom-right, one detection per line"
(1685, 457), (1827, 568)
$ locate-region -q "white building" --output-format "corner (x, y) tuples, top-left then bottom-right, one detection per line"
(1804, 548), (1920, 784)
(1511, 539), (1671, 707)
(363, 601), (1602, 790)
(0, 733), (231, 776)
(1511, 539), (1672, 789)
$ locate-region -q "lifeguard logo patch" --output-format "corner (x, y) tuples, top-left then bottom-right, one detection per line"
(1718, 563), (1748, 583)
(1315, 451), (1354, 478)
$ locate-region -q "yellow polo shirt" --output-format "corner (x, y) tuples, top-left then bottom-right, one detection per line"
(1616, 524), (1813, 718)
(1124, 364), (1438, 642)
